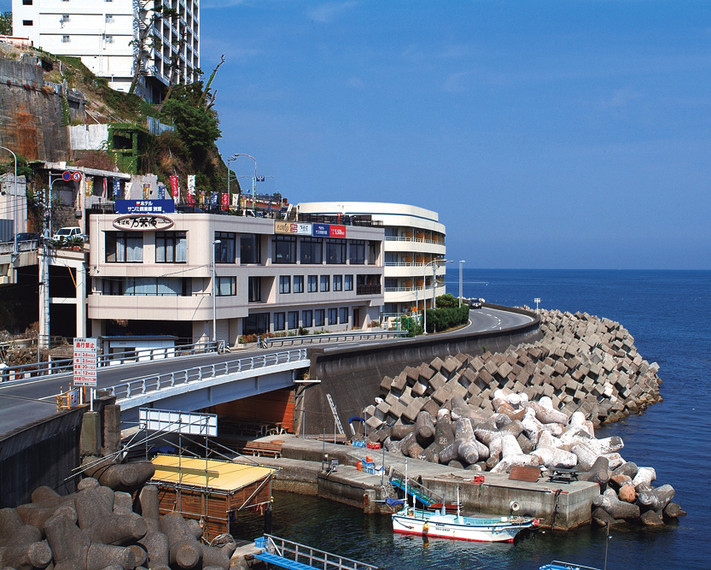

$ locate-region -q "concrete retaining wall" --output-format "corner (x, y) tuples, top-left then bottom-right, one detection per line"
(302, 306), (541, 435)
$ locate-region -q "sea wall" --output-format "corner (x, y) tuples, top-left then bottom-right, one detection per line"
(366, 309), (662, 430)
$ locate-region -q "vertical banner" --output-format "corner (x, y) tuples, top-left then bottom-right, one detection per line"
(221, 192), (229, 211)
(112, 178), (121, 200)
(187, 175), (196, 205)
(169, 175), (179, 201)
(157, 183), (166, 199)
(101, 177), (108, 199)
(210, 192), (218, 210)
(142, 183), (150, 199)
(85, 177), (94, 197)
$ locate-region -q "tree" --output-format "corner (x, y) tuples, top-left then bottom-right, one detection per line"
(128, 1), (178, 96)
(0, 11), (12, 36)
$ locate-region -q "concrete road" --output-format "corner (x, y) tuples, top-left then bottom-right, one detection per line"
(0, 307), (534, 436)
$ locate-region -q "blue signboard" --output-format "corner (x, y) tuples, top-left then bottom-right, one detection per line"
(115, 199), (175, 214)
(312, 223), (330, 237)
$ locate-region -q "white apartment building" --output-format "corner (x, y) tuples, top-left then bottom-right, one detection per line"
(87, 212), (384, 346)
(12, 0), (199, 102)
(297, 202), (446, 321)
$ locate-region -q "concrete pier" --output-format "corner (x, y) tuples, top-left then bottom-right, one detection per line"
(234, 435), (599, 530)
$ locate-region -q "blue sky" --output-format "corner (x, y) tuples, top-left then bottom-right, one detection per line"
(4, 1), (711, 269)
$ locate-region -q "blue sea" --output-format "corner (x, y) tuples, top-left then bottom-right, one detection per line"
(236, 270), (711, 569)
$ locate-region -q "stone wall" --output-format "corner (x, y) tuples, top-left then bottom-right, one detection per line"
(0, 51), (74, 162)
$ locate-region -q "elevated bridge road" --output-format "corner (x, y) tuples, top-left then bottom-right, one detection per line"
(0, 348), (307, 435)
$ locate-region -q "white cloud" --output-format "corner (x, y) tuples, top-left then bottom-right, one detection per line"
(307, 1), (358, 23)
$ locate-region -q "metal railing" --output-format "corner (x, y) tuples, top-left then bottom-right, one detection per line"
(105, 348), (309, 402)
(256, 534), (378, 570)
(260, 330), (407, 349)
(0, 340), (223, 383)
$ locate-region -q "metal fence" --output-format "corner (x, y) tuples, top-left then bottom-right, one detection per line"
(105, 348), (309, 402)
(0, 340), (223, 383)
(260, 330), (408, 349)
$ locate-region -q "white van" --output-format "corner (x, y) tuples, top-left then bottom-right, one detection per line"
(52, 226), (83, 241)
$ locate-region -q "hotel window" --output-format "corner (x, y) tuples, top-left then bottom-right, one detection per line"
(279, 276), (291, 294)
(368, 241), (379, 264)
(106, 14), (114, 23)
(345, 274), (354, 291)
(302, 310), (313, 327)
(273, 235), (296, 263)
(349, 240), (365, 264)
(320, 275), (330, 292)
(274, 312), (286, 331)
(156, 231), (186, 263)
(307, 275), (318, 292)
(288, 311), (299, 329)
(216, 276), (236, 296)
(328, 308), (338, 325)
(240, 233), (261, 263)
(339, 307), (349, 324)
(326, 239), (346, 264)
(61, 35), (70, 42)
(248, 277), (262, 302)
(23, 1), (33, 5)
(293, 275), (304, 293)
(215, 231), (236, 263)
(23, 20), (33, 26)
(104, 35), (114, 43)
(300, 237), (323, 264)
(106, 232), (143, 263)
(333, 275), (343, 291)
(315, 309), (325, 327)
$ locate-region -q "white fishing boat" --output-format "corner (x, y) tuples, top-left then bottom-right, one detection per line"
(391, 468), (539, 543)
(392, 505), (539, 543)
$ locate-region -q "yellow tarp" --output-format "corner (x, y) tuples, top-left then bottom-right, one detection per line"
(150, 454), (275, 492)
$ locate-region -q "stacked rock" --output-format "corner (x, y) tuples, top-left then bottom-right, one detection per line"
(369, 389), (684, 528)
(0, 465), (235, 569)
(364, 309), (662, 434)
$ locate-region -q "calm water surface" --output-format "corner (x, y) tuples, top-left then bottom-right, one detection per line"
(238, 270), (711, 569)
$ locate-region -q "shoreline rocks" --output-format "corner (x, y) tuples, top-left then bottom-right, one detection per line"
(364, 309), (681, 528)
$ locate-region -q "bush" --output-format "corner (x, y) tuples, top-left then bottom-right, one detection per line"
(424, 305), (469, 333)
(399, 316), (423, 337)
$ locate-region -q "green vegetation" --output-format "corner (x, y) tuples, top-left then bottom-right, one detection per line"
(399, 316), (423, 337)
(0, 11), (11, 36)
(421, 294), (470, 333)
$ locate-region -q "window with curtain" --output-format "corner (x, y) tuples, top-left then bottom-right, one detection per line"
(293, 275), (304, 293)
(349, 240), (365, 264)
(273, 235), (296, 263)
(106, 232), (143, 263)
(156, 231), (186, 263)
(217, 276), (236, 296)
(315, 309), (325, 327)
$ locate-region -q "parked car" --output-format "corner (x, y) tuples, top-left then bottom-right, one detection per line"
(52, 226), (84, 242)
(16, 232), (41, 242)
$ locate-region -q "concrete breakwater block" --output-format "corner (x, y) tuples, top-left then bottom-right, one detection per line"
(4, 476), (233, 569)
(367, 308), (674, 529)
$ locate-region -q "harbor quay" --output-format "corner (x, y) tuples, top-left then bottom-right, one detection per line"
(235, 435), (600, 530)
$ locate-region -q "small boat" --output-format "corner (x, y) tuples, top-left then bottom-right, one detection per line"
(392, 504), (539, 543)
(391, 472), (539, 543)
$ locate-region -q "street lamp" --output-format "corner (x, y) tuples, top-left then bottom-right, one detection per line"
(0, 145), (18, 255)
(212, 239), (221, 344)
(228, 153), (257, 215)
(458, 259), (466, 307)
(534, 297), (541, 314)
(423, 258), (451, 334)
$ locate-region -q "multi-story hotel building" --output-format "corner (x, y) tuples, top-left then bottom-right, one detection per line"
(296, 202), (446, 322)
(87, 211), (384, 347)
(12, 0), (199, 102)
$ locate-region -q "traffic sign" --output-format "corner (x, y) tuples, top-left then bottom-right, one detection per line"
(73, 337), (98, 387)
